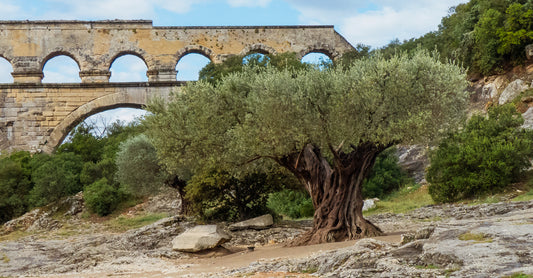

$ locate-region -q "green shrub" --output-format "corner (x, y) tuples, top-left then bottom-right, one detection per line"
(115, 134), (165, 197)
(0, 152), (33, 223)
(427, 104), (533, 203)
(267, 189), (314, 219)
(84, 178), (121, 216)
(185, 168), (287, 221)
(362, 147), (410, 199)
(29, 152), (84, 207)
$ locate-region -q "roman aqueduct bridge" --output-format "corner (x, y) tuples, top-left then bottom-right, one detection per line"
(0, 20), (354, 153)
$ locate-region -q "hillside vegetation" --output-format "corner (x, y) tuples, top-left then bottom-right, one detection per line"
(378, 0), (533, 76)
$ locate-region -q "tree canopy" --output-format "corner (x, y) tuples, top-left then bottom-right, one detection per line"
(145, 50), (468, 244)
(148, 50), (467, 175)
(379, 0), (533, 75)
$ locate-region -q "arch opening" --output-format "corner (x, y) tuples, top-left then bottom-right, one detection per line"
(60, 107), (148, 145)
(109, 54), (148, 82)
(243, 53), (270, 66)
(301, 52), (333, 70)
(176, 53), (211, 81)
(42, 55), (81, 83)
(0, 57), (13, 83)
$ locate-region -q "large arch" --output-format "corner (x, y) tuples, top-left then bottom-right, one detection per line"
(240, 43), (277, 56)
(298, 43), (339, 61)
(175, 53), (211, 81)
(0, 56), (13, 83)
(41, 52), (82, 83)
(40, 51), (82, 72)
(44, 91), (152, 152)
(108, 51), (149, 82)
(175, 45), (215, 63)
(108, 50), (150, 70)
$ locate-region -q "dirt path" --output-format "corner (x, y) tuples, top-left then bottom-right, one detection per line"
(37, 233), (403, 278)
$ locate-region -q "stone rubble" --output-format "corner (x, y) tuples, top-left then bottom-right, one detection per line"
(1, 200), (532, 277)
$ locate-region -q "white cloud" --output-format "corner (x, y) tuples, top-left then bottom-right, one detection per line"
(341, 6), (438, 47)
(285, 0), (468, 47)
(227, 0), (272, 8)
(35, 0), (210, 20)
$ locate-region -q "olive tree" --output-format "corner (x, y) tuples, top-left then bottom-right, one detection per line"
(145, 50), (468, 245)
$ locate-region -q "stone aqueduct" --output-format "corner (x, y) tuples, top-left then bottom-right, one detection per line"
(0, 20), (354, 153)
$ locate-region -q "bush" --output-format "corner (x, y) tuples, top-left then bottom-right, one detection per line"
(267, 189), (314, 219)
(115, 134), (165, 197)
(427, 104), (533, 203)
(0, 152), (33, 223)
(185, 168), (287, 221)
(362, 147), (410, 199)
(29, 152), (84, 207)
(84, 178), (121, 216)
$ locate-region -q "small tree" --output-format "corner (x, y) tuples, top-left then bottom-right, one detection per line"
(115, 134), (165, 197)
(427, 104), (533, 202)
(146, 50), (467, 245)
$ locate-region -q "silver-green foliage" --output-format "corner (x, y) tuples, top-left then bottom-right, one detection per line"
(146, 50), (468, 176)
(115, 134), (164, 197)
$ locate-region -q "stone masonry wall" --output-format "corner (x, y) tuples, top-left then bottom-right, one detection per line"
(0, 83), (177, 153)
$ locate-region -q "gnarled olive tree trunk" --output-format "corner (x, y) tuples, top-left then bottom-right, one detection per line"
(278, 143), (387, 246)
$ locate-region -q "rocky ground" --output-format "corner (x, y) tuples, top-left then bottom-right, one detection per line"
(1, 197), (533, 277)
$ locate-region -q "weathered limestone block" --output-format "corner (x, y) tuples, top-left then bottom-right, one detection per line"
(499, 79), (530, 105)
(229, 214), (274, 231)
(171, 225), (231, 252)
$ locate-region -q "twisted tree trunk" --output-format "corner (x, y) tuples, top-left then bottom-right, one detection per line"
(278, 143), (387, 246)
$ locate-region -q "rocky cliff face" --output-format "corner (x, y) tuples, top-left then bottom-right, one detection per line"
(397, 62), (533, 184)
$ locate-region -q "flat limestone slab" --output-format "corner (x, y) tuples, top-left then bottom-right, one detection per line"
(172, 225), (231, 252)
(229, 214), (274, 231)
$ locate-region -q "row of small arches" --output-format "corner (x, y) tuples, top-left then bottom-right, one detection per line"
(0, 52), (332, 83)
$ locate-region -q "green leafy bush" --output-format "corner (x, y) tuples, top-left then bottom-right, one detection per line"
(84, 178), (121, 216)
(185, 168), (287, 221)
(0, 152), (33, 223)
(29, 152), (84, 207)
(427, 104), (533, 203)
(267, 189), (314, 219)
(362, 147), (410, 199)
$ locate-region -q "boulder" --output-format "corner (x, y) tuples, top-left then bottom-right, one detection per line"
(171, 225), (231, 252)
(229, 214), (274, 231)
(481, 83), (498, 100)
(522, 107), (533, 130)
(363, 198), (379, 211)
(397, 145), (428, 184)
(526, 44), (533, 60)
(498, 79), (529, 105)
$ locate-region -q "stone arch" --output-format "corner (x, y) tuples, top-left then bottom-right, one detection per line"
(108, 50), (150, 70)
(240, 43), (277, 56)
(175, 45), (215, 64)
(0, 55), (14, 83)
(298, 43), (339, 61)
(44, 91), (151, 152)
(40, 50), (82, 72)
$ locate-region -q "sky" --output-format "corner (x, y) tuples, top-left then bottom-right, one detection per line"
(0, 0), (468, 127)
